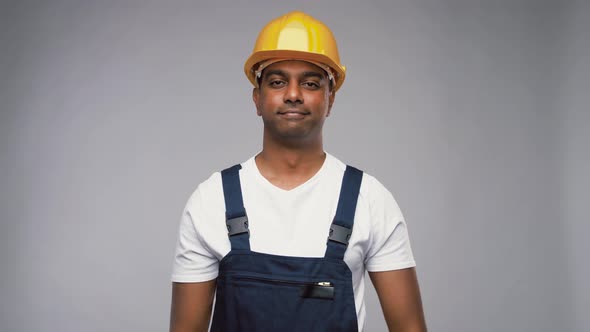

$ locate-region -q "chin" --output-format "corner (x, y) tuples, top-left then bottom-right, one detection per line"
(271, 127), (312, 140)
(279, 130), (309, 139)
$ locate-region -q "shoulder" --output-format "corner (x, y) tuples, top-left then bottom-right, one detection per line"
(360, 172), (395, 203)
(184, 158), (254, 213)
(327, 153), (393, 201)
(328, 153), (402, 216)
(182, 172), (217, 214)
(359, 172), (404, 222)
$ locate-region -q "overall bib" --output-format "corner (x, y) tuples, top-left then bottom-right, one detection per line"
(210, 164), (363, 332)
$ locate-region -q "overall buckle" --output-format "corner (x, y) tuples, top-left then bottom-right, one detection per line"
(327, 223), (352, 245)
(226, 215), (249, 236)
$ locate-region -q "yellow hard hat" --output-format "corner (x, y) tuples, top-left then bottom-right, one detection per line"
(244, 11), (346, 91)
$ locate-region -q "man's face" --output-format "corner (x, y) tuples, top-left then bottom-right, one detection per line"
(253, 60), (335, 143)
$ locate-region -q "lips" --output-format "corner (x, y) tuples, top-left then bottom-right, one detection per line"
(277, 110), (310, 120)
(277, 109), (310, 115)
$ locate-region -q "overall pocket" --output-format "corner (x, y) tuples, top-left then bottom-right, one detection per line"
(233, 275), (335, 300)
(223, 274), (341, 331)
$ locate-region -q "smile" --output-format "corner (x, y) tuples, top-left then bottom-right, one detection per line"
(277, 110), (310, 119)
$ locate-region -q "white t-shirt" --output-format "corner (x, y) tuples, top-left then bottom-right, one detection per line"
(171, 152), (416, 331)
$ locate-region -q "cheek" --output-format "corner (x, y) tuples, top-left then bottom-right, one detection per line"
(259, 93), (282, 108)
(309, 95), (329, 111)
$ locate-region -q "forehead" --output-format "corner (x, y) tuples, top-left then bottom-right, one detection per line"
(262, 60), (327, 78)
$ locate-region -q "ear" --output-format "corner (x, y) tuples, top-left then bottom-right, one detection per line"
(326, 90), (336, 117)
(252, 87), (261, 116)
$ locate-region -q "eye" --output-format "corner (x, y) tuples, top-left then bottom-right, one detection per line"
(268, 80), (286, 88)
(302, 81), (320, 89)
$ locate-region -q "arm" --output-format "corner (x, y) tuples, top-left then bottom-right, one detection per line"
(169, 280), (216, 332)
(369, 267), (427, 332)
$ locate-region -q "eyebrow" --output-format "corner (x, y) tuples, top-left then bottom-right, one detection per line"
(263, 69), (326, 81)
(301, 71), (325, 80)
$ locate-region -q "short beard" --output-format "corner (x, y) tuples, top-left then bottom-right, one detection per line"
(261, 117), (322, 147)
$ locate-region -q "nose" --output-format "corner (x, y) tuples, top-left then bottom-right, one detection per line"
(283, 81), (303, 105)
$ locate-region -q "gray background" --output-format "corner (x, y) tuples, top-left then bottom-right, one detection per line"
(1, 0), (588, 331)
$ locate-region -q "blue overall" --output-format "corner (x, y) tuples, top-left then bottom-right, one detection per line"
(210, 163), (363, 332)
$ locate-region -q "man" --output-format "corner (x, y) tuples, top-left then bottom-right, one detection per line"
(170, 11), (426, 332)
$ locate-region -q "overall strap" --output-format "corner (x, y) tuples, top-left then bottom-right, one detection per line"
(325, 165), (363, 260)
(221, 164), (250, 251)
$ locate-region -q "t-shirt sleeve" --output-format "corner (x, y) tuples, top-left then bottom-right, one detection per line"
(364, 176), (417, 272)
(170, 186), (219, 282)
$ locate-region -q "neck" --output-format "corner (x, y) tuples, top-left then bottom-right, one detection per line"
(256, 131), (326, 175)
